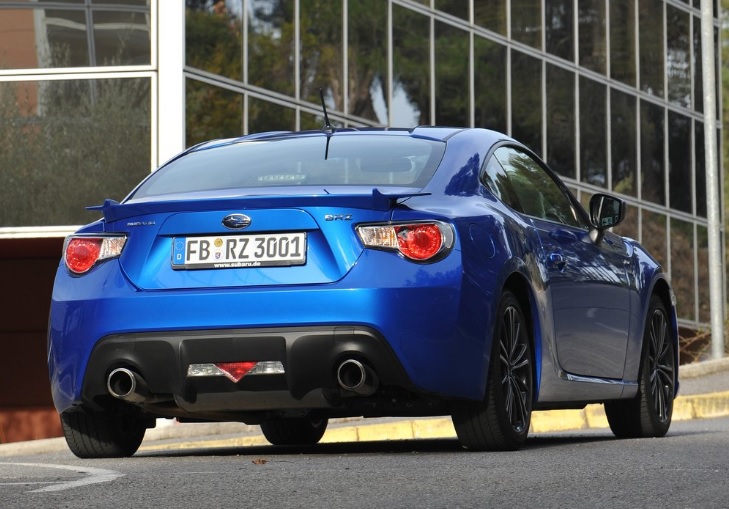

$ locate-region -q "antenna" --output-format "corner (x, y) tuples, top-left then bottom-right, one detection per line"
(319, 88), (334, 133)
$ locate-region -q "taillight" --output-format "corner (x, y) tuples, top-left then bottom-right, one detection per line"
(357, 222), (454, 262)
(64, 235), (127, 274)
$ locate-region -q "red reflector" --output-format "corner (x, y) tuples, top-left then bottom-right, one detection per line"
(215, 362), (257, 383)
(65, 238), (103, 274)
(394, 224), (443, 261)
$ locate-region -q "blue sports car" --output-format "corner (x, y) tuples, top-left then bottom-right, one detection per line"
(48, 127), (678, 457)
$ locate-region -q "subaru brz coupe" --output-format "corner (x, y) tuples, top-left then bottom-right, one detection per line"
(48, 127), (678, 458)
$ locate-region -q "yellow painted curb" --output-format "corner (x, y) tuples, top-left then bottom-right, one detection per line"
(138, 392), (729, 452)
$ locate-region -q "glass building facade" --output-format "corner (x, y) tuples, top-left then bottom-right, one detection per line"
(0, 0), (723, 331)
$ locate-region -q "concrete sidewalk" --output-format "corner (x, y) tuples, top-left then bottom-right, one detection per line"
(3, 357), (729, 457)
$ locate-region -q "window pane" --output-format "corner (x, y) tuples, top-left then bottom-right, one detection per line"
(474, 36), (507, 133)
(666, 6), (690, 108)
(474, 0), (507, 35)
(185, 79), (244, 148)
(640, 100), (665, 205)
(638, 0), (664, 98)
(670, 218), (695, 321)
(0, 79), (151, 227)
(494, 146), (585, 227)
(609, 0), (636, 86)
(435, 0), (468, 20)
(248, 97), (295, 133)
(1, 5), (149, 69)
(578, 0), (606, 74)
(186, 2), (243, 81)
(610, 89), (637, 197)
(546, 64), (575, 178)
(545, 0), (573, 61)
(697, 225), (710, 322)
(435, 22), (469, 126)
(693, 16), (703, 113)
(579, 77), (606, 187)
(300, 0), (343, 110)
(246, 1), (294, 95)
(695, 121), (706, 217)
(641, 210), (667, 269)
(392, 5), (430, 126)
(347, 0), (387, 123)
(511, 50), (542, 156)
(668, 112), (692, 213)
(511, 0), (541, 49)
(92, 10), (150, 65)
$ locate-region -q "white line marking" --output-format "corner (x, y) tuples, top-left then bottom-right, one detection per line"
(0, 462), (124, 493)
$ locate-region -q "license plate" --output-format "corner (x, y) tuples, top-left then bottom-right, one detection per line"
(171, 233), (306, 269)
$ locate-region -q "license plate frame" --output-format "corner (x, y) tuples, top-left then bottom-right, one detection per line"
(171, 232), (307, 270)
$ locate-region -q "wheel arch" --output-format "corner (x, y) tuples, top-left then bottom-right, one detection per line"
(647, 276), (680, 393)
(501, 271), (542, 401)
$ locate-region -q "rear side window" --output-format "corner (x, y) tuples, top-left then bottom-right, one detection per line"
(484, 146), (587, 228)
(130, 134), (446, 199)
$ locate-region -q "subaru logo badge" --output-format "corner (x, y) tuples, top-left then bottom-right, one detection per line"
(222, 213), (251, 230)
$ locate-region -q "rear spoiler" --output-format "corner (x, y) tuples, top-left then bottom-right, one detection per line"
(87, 189), (430, 223)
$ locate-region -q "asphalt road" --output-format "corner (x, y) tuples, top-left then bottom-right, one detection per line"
(1, 415), (727, 509)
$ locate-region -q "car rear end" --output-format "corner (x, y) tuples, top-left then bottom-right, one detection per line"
(48, 130), (474, 425)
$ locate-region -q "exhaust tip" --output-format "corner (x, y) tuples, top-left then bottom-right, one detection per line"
(336, 359), (378, 396)
(107, 367), (148, 403)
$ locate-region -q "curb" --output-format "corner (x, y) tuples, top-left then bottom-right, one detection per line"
(137, 390), (729, 453)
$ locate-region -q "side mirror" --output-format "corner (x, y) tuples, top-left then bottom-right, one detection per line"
(589, 193), (625, 242)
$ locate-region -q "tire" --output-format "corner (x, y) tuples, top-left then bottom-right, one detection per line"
(260, 416), (328, 446)
(452, 290), (533, 451)
(605, 295), (676, 438)
(61, 405), (147, 458)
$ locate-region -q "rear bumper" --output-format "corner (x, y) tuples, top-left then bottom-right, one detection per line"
(80, 326), (411, 414)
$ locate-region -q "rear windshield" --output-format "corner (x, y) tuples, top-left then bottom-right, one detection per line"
(130, 134), (446, 199)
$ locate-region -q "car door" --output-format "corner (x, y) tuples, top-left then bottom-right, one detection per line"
(489, 146), (632, 380)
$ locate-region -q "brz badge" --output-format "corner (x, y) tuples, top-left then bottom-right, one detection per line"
(324, 214), (352, 221)
(222, 213), (251, 229)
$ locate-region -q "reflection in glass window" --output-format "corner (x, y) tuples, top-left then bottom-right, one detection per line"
(546, 64), (575, 178)
(609, 0), (635, 86)
(545, 0), (573, 61)
(347, 0), (387, 123)
(641, 209), (667, 269)
(0, 4), (150, 69)
(640, 100), (665, 205)
(511, 0), (541, 49)
(474, 0), (507, 35)
(670, 218), (695, 321)
(300, 0), (343, 110)
(91, 10), (150, 66)
(695, 122), (706, 217)
(668, 112), (692, 213)
(666, 6), (690, 108)
(579, 77), (606, 187)
(0, 78), (151, 227)
(697, 225), (710, 322)
(435, 0), (468, 20)
(185, 79), (244, 148)
(638, 0), (664, 98)
(511, 51), (542, 156)
(578, 0), (606, 74)
(248, 96), (295, 133)
(493, 147), (585, 228)
(246, 0), (294, 95)
(392, 5), (430, 126)
(474, 37), (506, 133)
(693, 16), (703, 114)
(435, 22), (468, 126)
(611, 89), (637, 197)
(186, 1), (243, 81)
